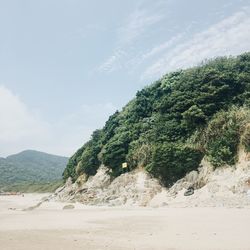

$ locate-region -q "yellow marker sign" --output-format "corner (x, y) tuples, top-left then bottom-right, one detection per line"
(122, 162), (128, 169)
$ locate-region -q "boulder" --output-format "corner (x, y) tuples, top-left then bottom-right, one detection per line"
(63, 204), (75, 210)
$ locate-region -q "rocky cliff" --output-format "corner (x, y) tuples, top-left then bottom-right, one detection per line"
(54, 150), (250, 208)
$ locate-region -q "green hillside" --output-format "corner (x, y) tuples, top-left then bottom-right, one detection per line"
(0, 150), (68, 191)
(63, 53), (250, 187)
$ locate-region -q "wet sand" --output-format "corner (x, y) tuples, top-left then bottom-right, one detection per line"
(0, 194), (250, 250)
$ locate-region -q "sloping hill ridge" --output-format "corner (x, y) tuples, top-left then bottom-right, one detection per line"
(0, 150), (68, 188)
(63, 52), (250, 190)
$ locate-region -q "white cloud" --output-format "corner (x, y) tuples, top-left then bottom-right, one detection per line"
(0, 85), (50, 156)
(118, 9), (163, 45)
(98, 6), (164, 73)
(100, 33), (184, 75)
(0, 85), (116, 157)
(98, 48), (127, 73)
(142, 33), (183, 60)
(143, 7), (250, 80)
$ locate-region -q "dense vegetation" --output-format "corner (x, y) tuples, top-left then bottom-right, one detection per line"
(63, 53), (250, 186)
(0, 150), (68, 191)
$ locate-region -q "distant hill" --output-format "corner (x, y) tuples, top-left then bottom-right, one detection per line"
(0, 150), (68, 190)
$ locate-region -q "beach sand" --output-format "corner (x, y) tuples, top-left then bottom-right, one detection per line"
(0, 194), (250, 250)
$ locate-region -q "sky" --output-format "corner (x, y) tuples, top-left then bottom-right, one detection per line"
(0, 0), (250, 157)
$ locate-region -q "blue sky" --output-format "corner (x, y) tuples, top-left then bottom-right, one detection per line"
(0, 0), (250, 157)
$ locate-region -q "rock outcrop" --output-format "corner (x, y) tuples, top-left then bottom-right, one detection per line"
(150, 153), (250, 208)
(54, 150), (250, 208)
(54, 166), (162, 206)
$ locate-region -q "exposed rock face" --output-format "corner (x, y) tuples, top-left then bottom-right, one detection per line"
(54, 166), (162, 206)
(54, 150), (250, 208)
(150, 154), (250, 208)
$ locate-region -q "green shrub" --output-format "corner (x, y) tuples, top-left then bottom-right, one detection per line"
(182, 105), (206, 128)
(101, 131), (130, 176)
(147, 143), (203, 186)
(204, 107), (250, 167)
(126, 140), (153, 169)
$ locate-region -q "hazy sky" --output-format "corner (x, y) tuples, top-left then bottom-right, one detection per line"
(0, 0), (250, 157)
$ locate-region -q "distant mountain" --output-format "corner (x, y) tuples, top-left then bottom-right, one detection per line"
(0, 150), (68, 189)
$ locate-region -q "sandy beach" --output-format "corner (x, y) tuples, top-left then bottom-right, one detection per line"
(0, 194), (249, 250)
